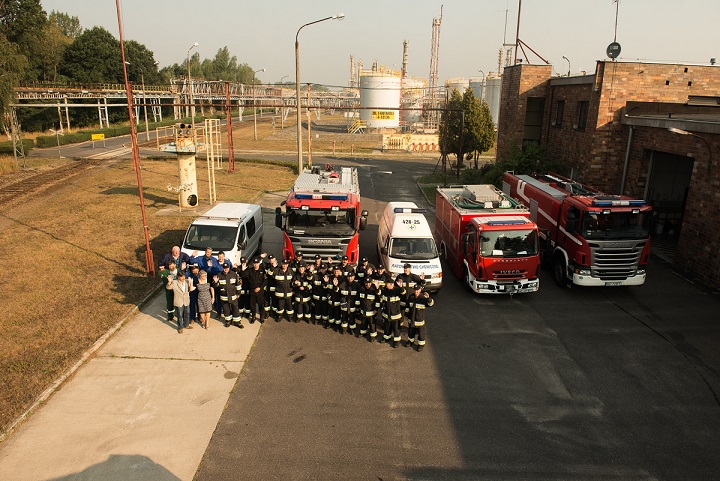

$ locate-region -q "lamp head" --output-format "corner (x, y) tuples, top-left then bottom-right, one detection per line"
(333, 13), (345, 20)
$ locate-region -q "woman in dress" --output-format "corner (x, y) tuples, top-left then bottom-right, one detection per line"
(196, 270), (215, 329)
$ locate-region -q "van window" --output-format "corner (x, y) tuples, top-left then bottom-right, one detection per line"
(184, 225), (238, 251)
(389, 237), (438, 260)
(247, 217), (256, 238)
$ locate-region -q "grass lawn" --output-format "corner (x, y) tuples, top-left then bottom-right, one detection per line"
(0, 157), (295, 434)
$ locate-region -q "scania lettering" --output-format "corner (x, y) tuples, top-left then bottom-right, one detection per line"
(435, 184), (541, 295)
(276, 165), (368, 263)
(502, 172), (651, 287)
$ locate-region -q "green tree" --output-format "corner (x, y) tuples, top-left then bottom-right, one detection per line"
(59, 26), (122, 83)
(0, 33), (28, 123)
(38, 22), (71, 81)
(479, 142), (560, 187)
(124, 39), (161, 85)
(0, 0), (47, 80)
(48, 10), (82, 39)
(439, 87), (495, 169)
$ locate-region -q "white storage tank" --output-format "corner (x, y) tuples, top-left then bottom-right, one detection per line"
(402, 77), (426, 124)
(360, 72), (401, 129)
(445, 77), (469, 94)
(484, 77), (502, 127)
(469, 77), (484, 101)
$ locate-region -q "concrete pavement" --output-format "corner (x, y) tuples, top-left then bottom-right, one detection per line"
(0, 286), (260, 481)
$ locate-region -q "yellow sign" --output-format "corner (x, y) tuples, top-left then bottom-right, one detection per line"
(371, 110), (395, 120)
(91, 133), (105, 141)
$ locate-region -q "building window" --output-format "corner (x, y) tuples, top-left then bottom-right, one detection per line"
(575, 101), (589, 131)
(553, 100), (565, 127)
(523, 97), (545, 147)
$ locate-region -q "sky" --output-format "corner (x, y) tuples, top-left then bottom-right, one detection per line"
(39, 0), (718, 87)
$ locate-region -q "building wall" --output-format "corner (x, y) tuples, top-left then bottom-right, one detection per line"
(629, 125), (720, 289)
(496, 60), (720, 289)
(587, 61), (720, 191)
(496, 64), (552, 160)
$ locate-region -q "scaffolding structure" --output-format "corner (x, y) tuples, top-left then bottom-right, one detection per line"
(204, 118), (220, 205)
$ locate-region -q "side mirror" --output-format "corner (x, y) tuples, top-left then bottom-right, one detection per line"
(280, 200), (286, 206)
(359, 210), (368, 231)
(380, 247), (388, 255)
(238, 241), (247, 250)
(275, 207), (283, 229)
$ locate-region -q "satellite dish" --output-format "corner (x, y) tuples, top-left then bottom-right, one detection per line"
(606, 42), (621, 59)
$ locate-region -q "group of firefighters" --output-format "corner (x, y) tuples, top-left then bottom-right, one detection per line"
(213, 251), (434, 351)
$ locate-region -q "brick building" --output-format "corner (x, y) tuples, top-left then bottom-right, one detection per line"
(496, 61), (720, 288)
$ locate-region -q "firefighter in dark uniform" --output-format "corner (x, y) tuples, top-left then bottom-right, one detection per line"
(293, 261), (313, 322)
(272, 258), (295, 322)
(406, 281), (434, 351)
(340, 269), (360, 334)
(395, 263), (424, 326)
(235, 256), (249, 320)
(339, 255), (354, 278)
(263, 255), (278, 319)
(312, 263), (329, 325)
(215, 261), (244, 328)
(291, 251), (305, 273)
(357, 275), (379, 341)
(355, 257), (375, 284)
(380, 278), (405, 347)
(245, 257), (267, 323)
(372, 265), (393, 329)
(328, 265), (345, 330)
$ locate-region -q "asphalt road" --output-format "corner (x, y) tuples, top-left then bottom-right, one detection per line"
(194, 157), (720, 480)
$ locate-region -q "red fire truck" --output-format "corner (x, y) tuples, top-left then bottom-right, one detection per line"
(502, 172), (652, 287)
(435, 184), (541, 295)
(275, 165), (368, 262)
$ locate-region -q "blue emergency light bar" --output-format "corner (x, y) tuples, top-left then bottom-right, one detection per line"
(394, 207), (428, 214)
(486, 220), (529, 226)
(295, 193), (349, 201)
(591, 199), (646, 207)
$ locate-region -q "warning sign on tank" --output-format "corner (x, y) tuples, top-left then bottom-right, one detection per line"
(371, 111), (395, 120)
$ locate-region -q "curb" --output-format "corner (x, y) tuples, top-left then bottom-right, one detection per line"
(0, 282), (163, 443)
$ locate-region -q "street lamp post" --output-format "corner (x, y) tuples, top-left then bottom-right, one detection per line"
(295, 13), (345, 173)
(253, 68), (266, 141)
(477, 69), (485, 101)
(562, 55), (571, 76)
(668, 127), (714, 175)
(187, 42), (198, 122)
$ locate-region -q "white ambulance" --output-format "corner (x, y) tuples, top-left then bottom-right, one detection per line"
(376, 202), (443, 292)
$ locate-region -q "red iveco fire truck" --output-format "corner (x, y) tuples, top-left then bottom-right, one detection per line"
(435, 184), (541, 295)
(275, 165), (368, 263)
(502, 172), (652, 287)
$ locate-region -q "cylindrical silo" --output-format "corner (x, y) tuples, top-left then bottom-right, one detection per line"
(401, 77), (426, 124)
(484, 77), (502, 127)
(445, 77), (469, 94)
(469, 77), (484, 101)
(360, 72), (401, 129)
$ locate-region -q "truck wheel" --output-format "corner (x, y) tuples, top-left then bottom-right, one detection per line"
(462, 268), (472, 292)
(553, 256), (566, 287)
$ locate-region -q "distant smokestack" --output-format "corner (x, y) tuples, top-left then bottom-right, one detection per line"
(402, 40), (409, 78)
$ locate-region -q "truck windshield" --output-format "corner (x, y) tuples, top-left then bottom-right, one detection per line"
(581, 211), (650, 240)
(286, 209), (355, 237)
(389, 237), (438, 260)
(184, 225), (238, 251)
(480, 230), (538, 258)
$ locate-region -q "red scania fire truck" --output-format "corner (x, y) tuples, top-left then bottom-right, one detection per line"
(502, 172), (652, 287)
(275, 165), (368, 262)
(435, 184), (541, 295)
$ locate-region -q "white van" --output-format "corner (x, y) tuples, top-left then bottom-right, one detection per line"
(181, 203), (263, 266)
(377, 202), (442, 291)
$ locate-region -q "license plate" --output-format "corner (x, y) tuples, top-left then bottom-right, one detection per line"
(605, 282), (622, 286)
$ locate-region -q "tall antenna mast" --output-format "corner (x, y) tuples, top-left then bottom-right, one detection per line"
(428, 5), (443, 129)
(514, 0), (522, 65)
(613, 0), (620, 42)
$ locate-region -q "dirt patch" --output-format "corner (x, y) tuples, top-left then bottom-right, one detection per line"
(0, 158), (294, 434)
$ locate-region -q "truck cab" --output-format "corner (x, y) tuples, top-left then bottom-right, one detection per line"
(377, 202), (442, 292)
